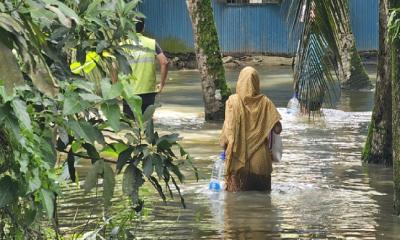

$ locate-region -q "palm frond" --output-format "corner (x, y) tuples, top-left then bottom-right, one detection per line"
(282, 0), (344, 111)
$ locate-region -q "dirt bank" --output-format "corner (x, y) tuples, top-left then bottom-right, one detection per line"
(165, 52), (293, 70)
(164, 52), (377, 70)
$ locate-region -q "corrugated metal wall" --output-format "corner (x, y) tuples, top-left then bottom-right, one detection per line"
(349, 0), (379, 51)
(213, 3), (297, 55)
(140, 0), (194, 52)
(140, 0), (378, 54)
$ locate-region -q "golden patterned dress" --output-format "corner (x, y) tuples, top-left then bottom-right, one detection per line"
(220, 67), (281, 192)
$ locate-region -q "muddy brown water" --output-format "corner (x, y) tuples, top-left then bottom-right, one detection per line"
(58, 65), (400, 239)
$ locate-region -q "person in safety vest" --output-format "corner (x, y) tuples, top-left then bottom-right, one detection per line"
(123, 17), (169, 115)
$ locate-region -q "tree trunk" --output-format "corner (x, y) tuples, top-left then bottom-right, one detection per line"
(362, 0), (392, 166)
(337, 0), (372, 90)
(186, 0), (231, 121)
(391, 0), (400, 216)
(389, 0), (400, 215)
(393, 45), (400, 215)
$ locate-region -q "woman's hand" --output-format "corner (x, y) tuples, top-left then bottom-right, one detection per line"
(273, 121), (282, 134)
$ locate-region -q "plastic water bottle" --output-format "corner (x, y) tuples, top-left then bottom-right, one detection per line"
(209, 152), (225, 192)
(287, 93), (300, 114)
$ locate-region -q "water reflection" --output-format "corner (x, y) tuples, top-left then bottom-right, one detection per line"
(59, 66), (400, 239)
(223, 192), (279, 239)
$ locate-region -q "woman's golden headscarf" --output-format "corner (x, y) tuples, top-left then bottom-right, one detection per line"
(220, 67), (281, 174)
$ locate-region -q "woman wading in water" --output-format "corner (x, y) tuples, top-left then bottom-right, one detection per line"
(220, 67), (282, 192)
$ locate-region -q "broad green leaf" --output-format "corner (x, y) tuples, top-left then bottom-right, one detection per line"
(40, 131), (57, 168)
(28, 168), (42, 193)
(101, 102), (121, 131)
(177, 144), (199, 181)
(96, 40), (109, 53)
(0, 41), (24, 96)
(71, 140), (81, 153)
(169, 163), (184, 183)
(101, 79), (123, 100)
(82, 143), (100, 163)
(101, 143), (128, 159)
(144, 119), (155, 144)
(153, 154), (164, 178)
(19, 154), (29, 174)
(124, 95), (143, 128)
(0, 103), (10, 123)
(2, 111), (22, 145)
(148, 176), (166, 202)
(171, 176), (186, 208)
(27, 4), (56, 27)
(58, 126), (69, 146)
(79, 93), (102, 102)
(63, 93), (91, 115)
(23, 208), (37, 226)
(122, 164), (144, 206)
(156, 134), (179, 150)
(67, 120), (105, 145)
(79, 121), (105, 145)
(115, 52), (131, 75)
(0, 12), (24, 34)
(45, 4), (72, 28)
(40, 189), (55, 219)
(72, 80), (96, 93)
(78, 0), (91, 13)
(42, 0), (80, 24)
(0, 176), (18, 208)
(120, 77), (135, 99)
(116, 147), (133, 173)
(103, 163), (115, 206)
(67, 150), (76, 182)
(83, 160), (104, 193)
(143, 157), (153, 177)
(123, 0), (140, 16)
(29, 59), (59, 98)
(11, 98), (32, 130)
(143, 103), (159, 123)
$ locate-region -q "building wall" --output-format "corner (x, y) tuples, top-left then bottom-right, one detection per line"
(140, 0), (378, 55)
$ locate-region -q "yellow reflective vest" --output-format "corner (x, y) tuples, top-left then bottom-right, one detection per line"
(125, 34), (157, 94)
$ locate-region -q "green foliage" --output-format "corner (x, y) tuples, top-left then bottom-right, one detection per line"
(0, 89), (60, 238)
(122, 164), (145, 211)
(0, 176), (18, 208)
(0, 0), (196, 238)
(284, 0), (343, 110)
(389, 8), (400, 44)
(282, 0), (371, 110)
(101, 101), (121, 131)
(83, 160), (115, 207)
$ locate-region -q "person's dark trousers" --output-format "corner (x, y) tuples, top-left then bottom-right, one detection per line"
(123, 92), (157, 118)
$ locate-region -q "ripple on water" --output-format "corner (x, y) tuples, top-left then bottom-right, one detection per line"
(59, 108), (400, 239)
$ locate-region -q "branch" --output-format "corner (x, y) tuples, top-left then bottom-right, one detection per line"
(58, 149), (116, 164)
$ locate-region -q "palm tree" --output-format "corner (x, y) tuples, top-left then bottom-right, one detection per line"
(283, 0), (372, 112)
(186, 0), (231, 121)
(284, 0), (400, 215)
(363, 0), (392, 166)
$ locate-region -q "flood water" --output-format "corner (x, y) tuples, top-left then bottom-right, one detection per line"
(59, 65), (400, 239)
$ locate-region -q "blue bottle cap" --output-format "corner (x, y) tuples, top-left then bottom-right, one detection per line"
(209, 181), (221, 192)
(220, 151), (226, 160)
